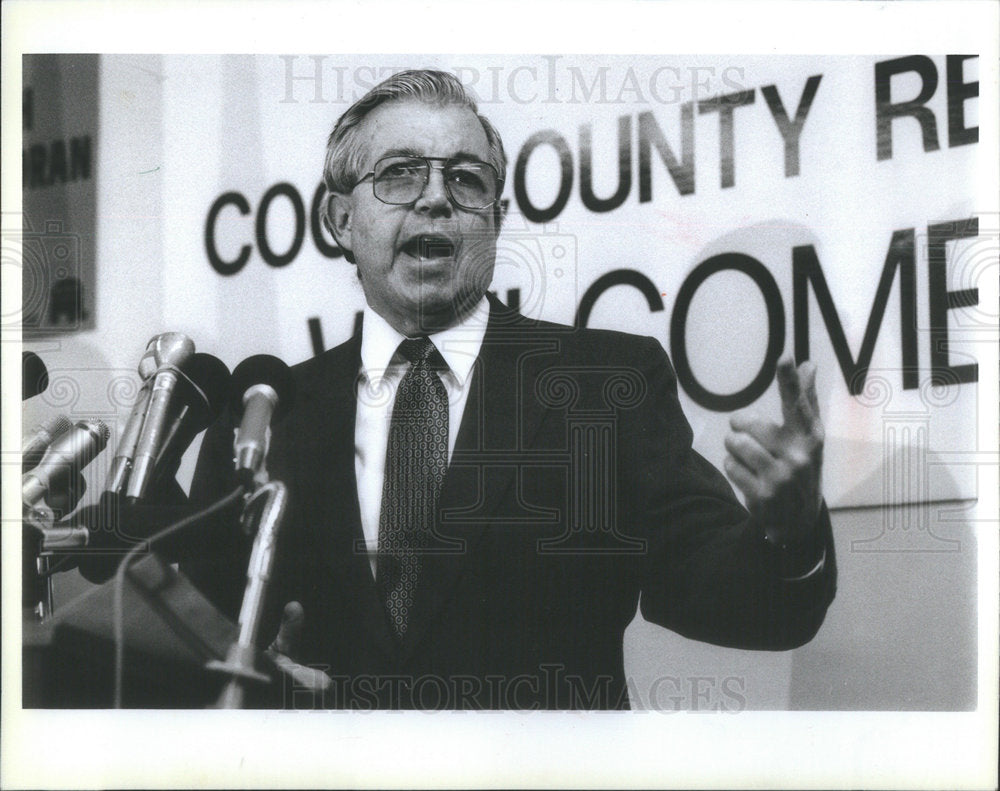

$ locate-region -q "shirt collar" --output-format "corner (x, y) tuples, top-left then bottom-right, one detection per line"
(359, 297), (489, 387)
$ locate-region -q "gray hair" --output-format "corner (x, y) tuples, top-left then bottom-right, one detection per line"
(322, 69), (507, 217)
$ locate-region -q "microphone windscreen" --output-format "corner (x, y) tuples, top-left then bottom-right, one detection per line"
(230, 355), (294, 420)
(23, 352), (49, 400)
(178, 353), (232, 431)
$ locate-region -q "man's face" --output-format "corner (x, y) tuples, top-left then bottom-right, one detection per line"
(330, 100), (499, 335)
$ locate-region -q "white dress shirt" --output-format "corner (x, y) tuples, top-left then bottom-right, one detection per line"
(355, 298), (489, 577)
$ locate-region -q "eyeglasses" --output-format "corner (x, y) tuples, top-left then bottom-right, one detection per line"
(353, 155), (502, 211)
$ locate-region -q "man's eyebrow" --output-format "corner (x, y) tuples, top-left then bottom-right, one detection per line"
(375, 148), (487, 163)
(378, 147), (424, 159)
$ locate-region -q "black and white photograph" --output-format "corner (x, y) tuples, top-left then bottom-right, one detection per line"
(2, 1), (998, 788)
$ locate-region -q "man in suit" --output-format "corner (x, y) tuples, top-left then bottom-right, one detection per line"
(188, 69), (835, 709)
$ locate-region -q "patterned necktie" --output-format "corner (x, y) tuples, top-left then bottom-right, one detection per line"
(377, 337), (449, 638)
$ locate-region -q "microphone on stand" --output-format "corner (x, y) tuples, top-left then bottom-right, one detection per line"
(211, 480), (289, 709)
(22, 414), (73, 473)
(208, 355), (295, 707)
(23, 351), (49, 400)
(124, 333), (196, 501)
(62, 354), (233, 584)
(151, 353), (232, 486)
(105, 333), (196, 495)
(230, 355), (294, 487)
(22, 419), (111, 512)
(22, 413), (108, 620)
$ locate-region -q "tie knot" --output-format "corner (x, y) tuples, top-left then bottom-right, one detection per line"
(398, 336), (439, 365)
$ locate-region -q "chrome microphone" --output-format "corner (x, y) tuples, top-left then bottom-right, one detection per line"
(230, 355), (295, 483)
(105, 333), (195, 494)
(22, 414), (73, 473)
(22, 419), (111, 511)
(123, 333), (196, 501)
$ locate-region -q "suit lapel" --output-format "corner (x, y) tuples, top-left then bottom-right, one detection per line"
(293, 333), (397, 659)
(399, 300), (556, 660)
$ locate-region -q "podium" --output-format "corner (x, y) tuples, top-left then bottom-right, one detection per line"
(23, 554), (279, 708)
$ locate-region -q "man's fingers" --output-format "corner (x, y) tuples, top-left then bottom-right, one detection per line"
(776, 357), (802, 426)
(265, 601), (331, 692)
(724, 431), (775, 474)
(723, 455), (765, 507)
(272, 600), (305, 658)
(730, 412), (783, 455)
(800, 361), (820, 421)
(270, 653), (332, 693)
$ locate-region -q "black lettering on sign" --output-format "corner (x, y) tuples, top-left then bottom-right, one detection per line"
(48, 140), (67, 183)
(928, 217), (979, 385)
(793, 231), (918, 394)
(256, 182), (305, 268)
(205, 191), (252, 275)
(671, 253), (785, 411)
(22, 136), (92, 189)
(514, 130), (574, 223)
(307, 316), (326, 356)
(574, 269), (664, 328)
(946, 55), (978, 148)
(761, 75), (822, 178)
(875, 55), (940, 161)
(70, 137), (91, 181)
(486, 287), (521, 313)
(579, 116), (631, 213)
(637, 104), (695, 200)
(697, 90), (755, 189)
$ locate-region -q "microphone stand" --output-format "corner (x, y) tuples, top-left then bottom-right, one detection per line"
(23, 505), (56, 621)
(24, 501), (92, 621)
(207, 479), (288, 708)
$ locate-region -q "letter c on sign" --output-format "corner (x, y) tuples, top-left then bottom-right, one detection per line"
(205, 191), (252, 276)
(256, 182), (305, 268)
(670, 253), (785, 412)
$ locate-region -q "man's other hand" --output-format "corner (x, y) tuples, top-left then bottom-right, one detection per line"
(265, 601), (332, 692)
(723, 357), (824, 547)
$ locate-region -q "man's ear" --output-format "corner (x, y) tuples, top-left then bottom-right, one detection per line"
(324, 191), (354, 256)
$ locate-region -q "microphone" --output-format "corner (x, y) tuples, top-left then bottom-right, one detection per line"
(23, 351), (49, 400)
(22, 414), (73, 473)
(60, 354), (232, 584)
(150, 353), (232, 486)
(105, 333), (195, 495)
(22, 419), (111, 511)
(124, 333), (196, 501)
(230, 355), (294, 484)
(212, 480), (289, 709)
(103, 382), (153, 495)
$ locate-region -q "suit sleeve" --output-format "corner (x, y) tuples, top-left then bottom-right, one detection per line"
(629, 337), (837, 650)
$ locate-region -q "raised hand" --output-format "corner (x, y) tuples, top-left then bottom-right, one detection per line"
(723, 357), (824, 548)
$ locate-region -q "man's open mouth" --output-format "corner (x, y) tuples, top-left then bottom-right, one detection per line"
(401, 234), (456, 260)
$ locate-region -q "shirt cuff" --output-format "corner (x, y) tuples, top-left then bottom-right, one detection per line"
(762, 524), (826, 580)
(777, 546), (826, 582)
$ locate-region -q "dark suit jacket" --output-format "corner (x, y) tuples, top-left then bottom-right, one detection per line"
(186, 297), (836, 709)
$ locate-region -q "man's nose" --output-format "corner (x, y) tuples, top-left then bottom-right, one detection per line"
(413, 167), (453, 216)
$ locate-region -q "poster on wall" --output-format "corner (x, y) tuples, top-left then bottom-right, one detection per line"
(20, 54), (98, 335)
